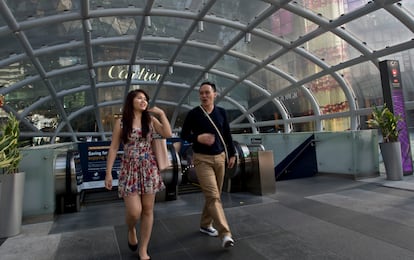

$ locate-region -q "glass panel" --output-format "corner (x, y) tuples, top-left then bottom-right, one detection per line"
(258, 8), (318, 42)
(339, 61), (381, 109)
(307, 75), (348, 114)
(213, 55), (255, 77)
(402, 71), (414, 103)
(249, 68), (291, 93)
(344, 8), (413, 51)
(209, 75), (236, 94)
(165, 66), (202, 86)
(93, 43), (134, 63)
(344, 0), (369, 13)
(401, 54), (414, 103)
(211, 0), (270, 24)
(280, 89), (315, 132)
(71, 110), (96, 133)
(90, 0), (144, 9)
(49, 70), (90, 92)
(38, 50), (84, 72)
(92, 16), (138, 36)
(154, 0), (204, 12)
(57, 125), (73, 143)
(23, 61), (39, 78)
(232, 121), (254, 134)
(98, 86), (124, 103)
(292, 121), (316, 132)
(295, 0), (345, 20)
(139, 42), (175, 61)
(157, 86), (188, 104)
(0, 35), (21, 61)
(176, 46), (217, 67)
(144, 16), (189, 38)
(250, 96), (273, 120)
(322, 117), (351, 132)
(0, 7), (5, 27)
(0, 63), (25, 88)
(227, 83), (258, 108)
(218, 100), (239, 121)
(25, 22), (83, 50)
(232, 35), (282, 61)
(63, 90), (89, 113)
(26, 97), (61, 125)
(101, 104), (123, 132)
(271, 51), (322, 81)
(400, 0), (414, 15)
(187, 89), (201, 107)
(279, 88), (313, 117)
(313, 131), (379, 175)
(30, 112), (59, 143)
(304, 32), (361, 66)
(253, 100), (281, 133)
(189, 22), (239, 47)
(3, 57), (41, 79)
(7, 0), (79, 21)
(128, 84), (154, 99)
(4, 80), (48, 113)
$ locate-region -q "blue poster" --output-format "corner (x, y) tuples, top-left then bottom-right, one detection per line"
(77, 141), (123, 190)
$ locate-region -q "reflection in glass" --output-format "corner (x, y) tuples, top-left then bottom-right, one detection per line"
(322, 117), (351, 132)
(259, 8), (318, 42)
(272, 51), (322, 81)
(292, 121), (316, 132)
(345, 8), (412, 51)
(304, 32), (360, 66)
(250, 68), (291, 93)
(340, 62), (382, 109)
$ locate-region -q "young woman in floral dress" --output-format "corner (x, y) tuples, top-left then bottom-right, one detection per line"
(105, 89), (172, 260)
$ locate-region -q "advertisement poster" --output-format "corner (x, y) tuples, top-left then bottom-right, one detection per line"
(77, 141), (123, 190)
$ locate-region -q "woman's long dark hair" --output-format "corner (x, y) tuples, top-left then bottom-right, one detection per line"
(121, 89), (151, 144)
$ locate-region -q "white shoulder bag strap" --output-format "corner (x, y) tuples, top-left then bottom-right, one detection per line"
(199, 105), (229, 162)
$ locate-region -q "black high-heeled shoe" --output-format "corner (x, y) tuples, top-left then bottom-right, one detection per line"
(127, 231), (138, 251)
(128, 241), (138, 252)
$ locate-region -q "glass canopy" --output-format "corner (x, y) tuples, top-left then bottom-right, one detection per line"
(0, 0), (413, 144)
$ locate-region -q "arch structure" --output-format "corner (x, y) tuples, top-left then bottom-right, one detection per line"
(1, 0), (414, 143)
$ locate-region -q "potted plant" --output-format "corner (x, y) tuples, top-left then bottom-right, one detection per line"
(0, 113), (26, 238)
(367, 104), (403, 180)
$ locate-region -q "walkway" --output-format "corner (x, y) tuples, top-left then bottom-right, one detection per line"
(1, 173), (414, 259)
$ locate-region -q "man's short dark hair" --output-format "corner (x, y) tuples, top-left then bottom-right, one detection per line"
(200, 81), (216, 92)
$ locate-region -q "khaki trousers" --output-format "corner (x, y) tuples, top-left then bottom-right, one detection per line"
(193, 152), (231, 238)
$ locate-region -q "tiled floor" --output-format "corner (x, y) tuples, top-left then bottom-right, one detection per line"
(2, 173), (414, 259)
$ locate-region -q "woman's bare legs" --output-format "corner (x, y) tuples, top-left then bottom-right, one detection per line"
(123, 194), (141, 248)
(138, 193), (156, 259)
(123, 193), (155, 259)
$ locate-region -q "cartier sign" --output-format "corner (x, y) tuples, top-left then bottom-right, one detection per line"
(108, 65), (162, 82)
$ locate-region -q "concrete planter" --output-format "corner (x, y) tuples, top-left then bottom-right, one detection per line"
(0, 171), (25, 238)
(380, 142), (403, 181)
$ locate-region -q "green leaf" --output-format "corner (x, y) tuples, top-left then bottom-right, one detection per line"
(366, 103), (401, 143)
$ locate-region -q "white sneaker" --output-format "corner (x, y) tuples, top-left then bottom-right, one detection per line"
(199, 226), (218, 237)
(221, 235), (234, 248)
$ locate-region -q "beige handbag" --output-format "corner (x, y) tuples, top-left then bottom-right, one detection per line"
(152, 138), (170, 171)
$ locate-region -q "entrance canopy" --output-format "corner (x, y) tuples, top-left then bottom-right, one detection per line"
(0, 0), (413, 143)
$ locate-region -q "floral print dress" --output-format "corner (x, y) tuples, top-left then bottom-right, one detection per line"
(117, 127), (165, 197)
